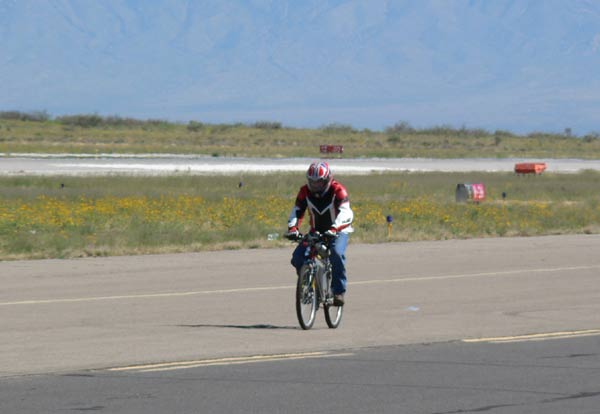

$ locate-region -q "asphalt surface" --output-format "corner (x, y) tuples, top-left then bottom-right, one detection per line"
(3, 337), (600, 414)
(1, 235), (600, 412)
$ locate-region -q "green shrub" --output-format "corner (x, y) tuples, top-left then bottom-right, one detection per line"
(320, 123), (356, 133)
(385, 121), (415, 134)
(57, 114), (104, 128)
(253, 121), (282, 130)
(0, 110), (50, 122)
(187, 121), (205, 132)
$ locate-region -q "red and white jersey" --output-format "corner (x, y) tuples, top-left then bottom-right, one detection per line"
(287, 180), (354, 233)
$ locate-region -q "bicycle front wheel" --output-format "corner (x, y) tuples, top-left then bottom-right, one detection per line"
(296, 267), (317, 330)
(324, 302), (343, 328)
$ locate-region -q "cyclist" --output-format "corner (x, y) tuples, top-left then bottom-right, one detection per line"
(286, 161), (354, 306)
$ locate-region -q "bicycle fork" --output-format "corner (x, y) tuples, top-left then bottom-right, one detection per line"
(314, 260), (333, 306)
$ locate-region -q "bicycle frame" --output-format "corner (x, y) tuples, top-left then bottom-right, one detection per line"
(299, 232), (334, 305)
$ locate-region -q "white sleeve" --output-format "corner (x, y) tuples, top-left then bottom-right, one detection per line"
(333, 201), (353, 230)
(287, 205), (301, 228)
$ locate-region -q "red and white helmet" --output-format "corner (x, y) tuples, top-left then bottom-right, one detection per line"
(306, 161), (332, 195)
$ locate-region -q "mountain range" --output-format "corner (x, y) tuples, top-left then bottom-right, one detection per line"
(1, 0), (600, 134)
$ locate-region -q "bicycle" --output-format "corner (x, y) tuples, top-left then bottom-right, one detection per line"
(292, 232), (343, 330)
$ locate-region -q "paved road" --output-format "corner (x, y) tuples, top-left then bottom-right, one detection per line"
(2, 234), (599, 376)
(2, 155), (600, 175)
(2, 235), (600, 412)
(3, 337), (600, 413)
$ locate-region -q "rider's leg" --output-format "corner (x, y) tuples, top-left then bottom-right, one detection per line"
(329, 232), (349, 295)
(291, 243), (305, 276)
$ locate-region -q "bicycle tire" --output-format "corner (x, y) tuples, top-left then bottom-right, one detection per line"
(324, 302), (343, 328)
(296, 266), (317, 330)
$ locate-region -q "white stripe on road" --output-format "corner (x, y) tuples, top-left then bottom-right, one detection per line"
(0, 285), (293, 306)
(2, 264), (599, 307)
(350, 265), (600, 287)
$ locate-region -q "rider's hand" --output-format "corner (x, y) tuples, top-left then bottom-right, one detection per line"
(324, 228), (337, 238)
(286, 227), (300, 240)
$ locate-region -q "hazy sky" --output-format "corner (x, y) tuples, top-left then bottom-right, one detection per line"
(1, 0), (600, 134)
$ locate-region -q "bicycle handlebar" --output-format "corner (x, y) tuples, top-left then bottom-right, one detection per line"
(291, 231), (337, 244)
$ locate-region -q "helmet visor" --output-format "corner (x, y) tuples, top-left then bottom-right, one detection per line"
(308, 178), (329, 193)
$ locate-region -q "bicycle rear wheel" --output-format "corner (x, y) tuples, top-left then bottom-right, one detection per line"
(324, 302), (343, 328)
(296, 266), (317, 330)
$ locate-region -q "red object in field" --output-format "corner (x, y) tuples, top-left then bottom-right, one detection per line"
(455, 183), (486, 203)
(470, 183), (486, 202)
(320, 144), (344, 154)
(515, 162), (547, 174)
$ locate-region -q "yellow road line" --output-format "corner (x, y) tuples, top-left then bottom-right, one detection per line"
(108, 351), (353, 373)
(463, 329), (600, 343)
(3, 264), (599, 307)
